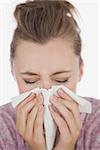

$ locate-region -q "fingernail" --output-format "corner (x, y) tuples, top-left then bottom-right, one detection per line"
(40, 93), (44, 101)
(55, 92), (59, 97)
(30, 92), (36, 98)
(39, 105), (44, 112)
(49, 106), (54, 113)
(38, 99), (42, 104)
(58, 88), (63, 94)
(27, 93), (36, 101)
(50, 95), (57, 102)
(38, 94), (43, 104)
(54, 94), (58, 99)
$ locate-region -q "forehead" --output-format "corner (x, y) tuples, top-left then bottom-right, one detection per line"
(14, 38), (78, 71)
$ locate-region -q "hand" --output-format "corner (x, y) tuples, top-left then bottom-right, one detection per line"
(16, 93), (46, 150)
(49, 88), (82, 150)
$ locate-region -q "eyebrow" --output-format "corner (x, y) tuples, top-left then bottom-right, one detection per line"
(52, 70), (71, 75)
(20, 70), (71, 76)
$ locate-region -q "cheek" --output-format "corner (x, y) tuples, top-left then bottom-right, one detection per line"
(15, 77), (31, 93)
(65, 75), (78, 92)
(66, 83), (77, 93)
(69, 85), (77, 92)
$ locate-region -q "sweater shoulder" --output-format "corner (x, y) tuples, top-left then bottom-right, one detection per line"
(0, 102), (28, 149)
(0, 102), (16, 123)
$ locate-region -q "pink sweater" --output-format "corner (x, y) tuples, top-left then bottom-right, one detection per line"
(0, 97), (100, 150)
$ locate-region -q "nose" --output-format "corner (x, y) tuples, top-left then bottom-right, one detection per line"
(40, 79), (52, 90)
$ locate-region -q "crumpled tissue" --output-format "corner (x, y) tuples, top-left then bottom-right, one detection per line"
(11, 85), (92, 150)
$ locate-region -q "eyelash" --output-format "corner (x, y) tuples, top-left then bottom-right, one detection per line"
(56, 79), (68, 83)
(25, 80), (37, 84)
(25, 79), (68, 84)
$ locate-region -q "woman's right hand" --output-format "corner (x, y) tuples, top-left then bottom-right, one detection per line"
(16, 93), (46, 150)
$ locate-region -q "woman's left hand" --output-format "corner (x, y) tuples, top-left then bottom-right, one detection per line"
(49, 88), (82, 150)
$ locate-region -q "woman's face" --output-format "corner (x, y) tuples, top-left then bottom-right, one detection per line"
(12, 38), (83, 94)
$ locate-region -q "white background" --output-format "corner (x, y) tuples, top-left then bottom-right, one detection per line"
(0, 0), (100, 106)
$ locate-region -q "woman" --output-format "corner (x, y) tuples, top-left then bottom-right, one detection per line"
(0, 0), (100, 150)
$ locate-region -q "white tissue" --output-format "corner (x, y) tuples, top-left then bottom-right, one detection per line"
(11, 85), (92, 150)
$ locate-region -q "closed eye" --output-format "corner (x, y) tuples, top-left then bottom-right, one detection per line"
(24, 79), (69, 84)
(55, 79), (68, 83)
(24, 80), (38, 84)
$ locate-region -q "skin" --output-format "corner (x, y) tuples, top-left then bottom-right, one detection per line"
(11, 38), (83, 150)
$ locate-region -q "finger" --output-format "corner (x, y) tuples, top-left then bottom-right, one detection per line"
(16, 97), (37, 136)
(37, 93), (44, 104)
(57, 88), (74, 102)
(56, 96), (82, 129)
(49, 106), (70, 139)
(34, 105), (45, 142)
(50, 96), (79, 136)
(16, 92), (36, 110)
(25, 103), (39, 140)
(56, 88), (82, 128)
(26, 93), (44, 140)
